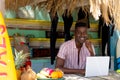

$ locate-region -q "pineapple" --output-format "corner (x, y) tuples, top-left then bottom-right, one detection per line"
(14, 48), (29, 69)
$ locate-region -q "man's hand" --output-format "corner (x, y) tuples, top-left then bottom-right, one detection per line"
(85, 40), (94, 56)
(85, 40), (92, 51)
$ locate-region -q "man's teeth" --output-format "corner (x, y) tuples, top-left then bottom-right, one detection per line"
(80, 38), (85, 40)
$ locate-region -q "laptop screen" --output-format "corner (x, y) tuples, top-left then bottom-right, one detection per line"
(85, 56), (110, 77)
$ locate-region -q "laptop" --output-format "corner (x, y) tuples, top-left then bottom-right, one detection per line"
(85, 56), (110, 77)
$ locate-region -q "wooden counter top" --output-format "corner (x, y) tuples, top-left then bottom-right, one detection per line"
(64, 72), (120, 80)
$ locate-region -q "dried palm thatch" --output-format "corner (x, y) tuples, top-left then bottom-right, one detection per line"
(30, 0), (47, 9)
(89, 0), (101, 20)
(90, 0), (111, 25)
(0, 0), (5, 15)
(31, 0), (89, 17)
(108, 0), (120, 30)
(5, 0), (89, 16)
(89, 0), (120, 30)
(4, 0), (120, 30)
(5, 0), (33, 12)
(5, 0), (17, 11)
(101, 0), (110, 24)
(35, 0), (120, 30)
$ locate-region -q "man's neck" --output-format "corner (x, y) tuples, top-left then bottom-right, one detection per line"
(76, 42), (83, 49)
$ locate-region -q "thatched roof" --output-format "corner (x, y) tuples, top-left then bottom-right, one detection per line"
(0, 0), (5, 15)
(4, 0), (120, 30)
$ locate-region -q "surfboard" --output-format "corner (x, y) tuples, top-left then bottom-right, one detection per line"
(0, 12), (17, 80)
(116, 32), (120, 69)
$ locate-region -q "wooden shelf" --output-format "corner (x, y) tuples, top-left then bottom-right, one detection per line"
(6, 19), (100, 48)
(10, 37), (101, 42)
(10, 38), (101, 48)
(29, 38), (101, 48)
(5, 19), (98, 31)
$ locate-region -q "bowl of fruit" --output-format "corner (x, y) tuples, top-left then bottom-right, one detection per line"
(37, 68), (64, 80)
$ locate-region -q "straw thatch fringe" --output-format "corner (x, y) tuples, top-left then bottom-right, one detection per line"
(0, 0), (5, 15)
(90, 0), (120, 30)
(5, 0), (17, 11)
(101, 0), (110, 25)
(5, 0), (33, 11)
(110, 0), (120, 30)
(90, 0), (101, 20)
(5, 0), (120, 31)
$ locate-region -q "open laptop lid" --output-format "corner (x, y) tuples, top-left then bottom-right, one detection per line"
(85, 56), (110, 77)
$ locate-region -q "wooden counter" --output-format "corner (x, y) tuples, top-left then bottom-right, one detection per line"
(64, 72), (120, 80)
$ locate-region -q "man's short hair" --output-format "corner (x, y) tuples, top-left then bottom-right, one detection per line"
(75, 22), (87, 29)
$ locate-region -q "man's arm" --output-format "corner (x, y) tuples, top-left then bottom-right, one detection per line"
(55, 57), (85, 75)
